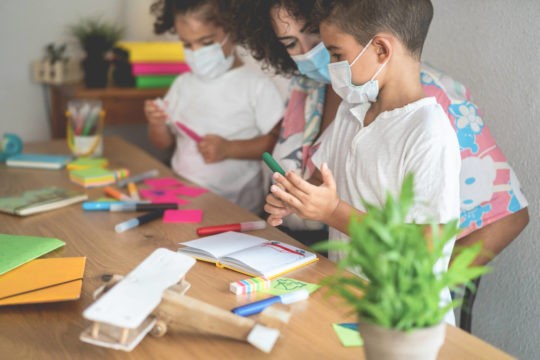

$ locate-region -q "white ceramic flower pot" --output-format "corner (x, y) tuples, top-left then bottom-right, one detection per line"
(359, 322), (446, 360)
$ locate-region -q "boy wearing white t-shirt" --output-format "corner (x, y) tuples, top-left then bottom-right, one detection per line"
(146, 0), (283, 213)
(264, 0), (460, 324)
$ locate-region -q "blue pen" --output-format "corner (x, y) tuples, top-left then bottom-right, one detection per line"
(82, 201), (149, 211)
(231, 289), (309, 317)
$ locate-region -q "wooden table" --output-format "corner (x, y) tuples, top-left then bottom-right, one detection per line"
(0, 137), (513, 359)
(49, 85), (167, 139)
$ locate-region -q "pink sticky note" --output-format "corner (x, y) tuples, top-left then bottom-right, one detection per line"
(150, 195), (190, 205)
(139, 189), (169, 198)
(163, 209), (203, 223)
(144, 177), (184, 188)
(173, 186), (208, 197)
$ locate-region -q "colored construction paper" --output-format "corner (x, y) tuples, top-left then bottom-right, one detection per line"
(144, 177), (184, 188)
(163, 209), (203, 223)
(261, 277), (321, 296)
(332, 323), (363, 347)
(0, 234), (65, 275)
(0, 257), (86, 306)
(172, 186), (208, 197)
(139, 189), (169, 198)
(151, 196), (189, 206)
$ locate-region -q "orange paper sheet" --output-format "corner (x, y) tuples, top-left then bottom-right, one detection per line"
(0, 257), (86, 306)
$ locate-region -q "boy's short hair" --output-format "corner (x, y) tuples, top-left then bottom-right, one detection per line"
(314, 0), (433, 60)
(151, 0), (232, 35)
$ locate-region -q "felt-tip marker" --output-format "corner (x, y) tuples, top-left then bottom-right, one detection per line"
(197, 220), (266, 236)
(231, 289), (309, 317)
(117, 169), (159, 187)
(110, 203), (180, 212)
(82, 201), (149, 211)
(262, 152), (285, 176)
(114, 210), (165, 233)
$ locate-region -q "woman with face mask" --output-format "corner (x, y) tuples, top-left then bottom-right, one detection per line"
(145, 0), (284, 214)
(230, 1), (342, 245)
(231, 0), (528, 268)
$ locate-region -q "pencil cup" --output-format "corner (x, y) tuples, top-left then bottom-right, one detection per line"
(66, 99), (105, 158)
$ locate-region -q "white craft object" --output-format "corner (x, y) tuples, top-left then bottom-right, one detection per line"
(80, 248), (289, 353)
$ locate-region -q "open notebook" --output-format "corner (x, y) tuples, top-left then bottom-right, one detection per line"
(178, 231), (318, 279)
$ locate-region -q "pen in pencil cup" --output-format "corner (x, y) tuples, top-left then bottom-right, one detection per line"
(115, 210), (165, 233)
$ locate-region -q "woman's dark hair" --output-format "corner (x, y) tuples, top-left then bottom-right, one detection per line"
(230, 0), (317, 77)
(151, 0), (234, 35)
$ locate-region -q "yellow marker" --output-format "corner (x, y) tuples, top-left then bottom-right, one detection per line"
(127, 182), (140, 201)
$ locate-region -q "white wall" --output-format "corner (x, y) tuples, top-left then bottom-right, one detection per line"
(0, 0), (124, 141)
(0, 1), (537, 358)
(424, 1), (539, 359)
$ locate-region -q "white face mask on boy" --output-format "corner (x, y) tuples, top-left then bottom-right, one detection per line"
(184, 36), (234, 80)
(328, 39), (388, 104)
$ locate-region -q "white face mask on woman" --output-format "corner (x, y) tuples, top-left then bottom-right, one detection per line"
(328, 39), (388, 104)
(184, 36), (234, 80)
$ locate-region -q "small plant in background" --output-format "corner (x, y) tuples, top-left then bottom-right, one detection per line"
(68, 17), (123, 88)
(44, 43), (67, 65)
(69, 17), (123, 56)
(314, 174), (490, 359)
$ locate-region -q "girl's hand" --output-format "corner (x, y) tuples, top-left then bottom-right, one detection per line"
(144, 100), (168, 126)
(197, 135), (229, 163)
(270, 163), (340, 223)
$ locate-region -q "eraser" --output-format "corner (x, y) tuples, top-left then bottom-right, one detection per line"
(230, 277), (272, 295)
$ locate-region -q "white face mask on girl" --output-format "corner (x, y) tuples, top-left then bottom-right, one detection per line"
(328, 39), (388, 104)
(184, 36), (234, 80)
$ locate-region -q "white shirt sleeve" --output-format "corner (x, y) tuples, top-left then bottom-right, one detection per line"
(251, 77), (285, 134)
(404, 118), (461, 224)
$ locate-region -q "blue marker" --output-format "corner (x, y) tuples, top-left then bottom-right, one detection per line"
(231, 289), (309, 317)
(82, 201), (149, 211)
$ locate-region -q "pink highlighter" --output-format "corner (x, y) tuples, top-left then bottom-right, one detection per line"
(154, 98), (202, 143)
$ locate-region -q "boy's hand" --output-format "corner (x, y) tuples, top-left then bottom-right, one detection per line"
(264, 187), (293, 226)
(269, 163), (340, 223)
(198, 135), (229, 163)
(144, 100), (168, 126)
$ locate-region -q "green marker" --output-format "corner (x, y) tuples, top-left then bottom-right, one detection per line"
(262, 152), (285, 176)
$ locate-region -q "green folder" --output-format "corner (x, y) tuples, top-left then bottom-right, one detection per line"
(135, 75), (177, 89)
(0, 234), (65, 275)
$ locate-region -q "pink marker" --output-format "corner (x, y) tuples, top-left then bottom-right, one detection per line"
(175, 122), (203, 143)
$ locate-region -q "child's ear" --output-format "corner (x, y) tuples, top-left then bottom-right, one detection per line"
(372, 36), (392, 64)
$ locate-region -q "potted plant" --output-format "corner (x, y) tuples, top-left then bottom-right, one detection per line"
(314, 174), (490, 360)
(69, 17), (123, 88)
(32, 43), (83, 85)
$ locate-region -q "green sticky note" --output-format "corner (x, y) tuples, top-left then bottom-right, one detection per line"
(332, 323), (363, 347)
(261, 277), (321, 296)
(0, 234), (65, 275)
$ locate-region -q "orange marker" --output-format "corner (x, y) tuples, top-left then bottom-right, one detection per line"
(104, 186), (132, 201)
(127, 182), (140, 201)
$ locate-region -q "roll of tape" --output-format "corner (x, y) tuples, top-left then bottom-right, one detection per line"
(0, 133), (23, 161)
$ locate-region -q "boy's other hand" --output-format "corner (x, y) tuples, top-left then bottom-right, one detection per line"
(270, 163), (340, 223)
(144, 100), (168, 126)
(264, 185), (293, 226)
(198, 135), (229, 163)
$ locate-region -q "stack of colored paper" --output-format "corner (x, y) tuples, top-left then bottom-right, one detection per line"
(69, 167), (129, 188)
(116, 41), (190, 89)
(0, 234), (86, 306)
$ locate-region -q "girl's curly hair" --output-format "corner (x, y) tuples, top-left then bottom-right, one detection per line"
(151, 0), (234, 36)
(229, 0), (318, 77)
